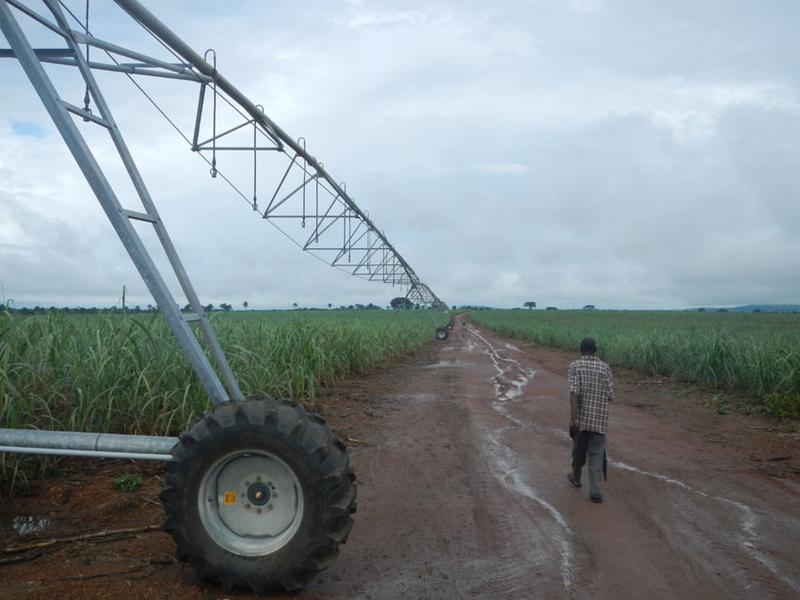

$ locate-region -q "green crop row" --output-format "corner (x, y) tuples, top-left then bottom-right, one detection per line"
(471, 310), (800, 398)
(0, 309), (445, 488)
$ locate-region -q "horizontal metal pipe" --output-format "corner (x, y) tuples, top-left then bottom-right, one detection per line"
(195, 146), (280, 152)
(0, 446), (174, 461)
(0, 47), (73, 58)
(118, 61), (192, 69)
(0, 428), (178, 456)
(62, 100), (111, 127)
(72, 30), (194, 76)
(266, 216), (359, 220)
(39, 56), (205, 81)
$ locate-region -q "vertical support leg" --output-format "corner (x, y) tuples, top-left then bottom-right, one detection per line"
(44, 0), (243, 402)
(0, 1), (240, 404)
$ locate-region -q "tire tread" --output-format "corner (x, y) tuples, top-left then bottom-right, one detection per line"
(161, 396), (355, 594)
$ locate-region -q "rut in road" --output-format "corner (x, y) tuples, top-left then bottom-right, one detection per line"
(471, 328), (577, 593)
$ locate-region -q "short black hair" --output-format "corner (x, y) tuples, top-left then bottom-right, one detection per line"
(580, 337), (597, 354)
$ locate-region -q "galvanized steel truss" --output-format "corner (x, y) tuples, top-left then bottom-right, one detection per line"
(0, 0), (443, 459)
(0, 0), (443, 299)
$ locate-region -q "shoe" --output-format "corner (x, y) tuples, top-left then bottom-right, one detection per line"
(590, 493), (602, 504)
(567, 474), (581, 488)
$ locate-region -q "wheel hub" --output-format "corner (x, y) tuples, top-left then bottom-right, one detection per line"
(247, 481), (271, 506)
(198, 451), (304, 556)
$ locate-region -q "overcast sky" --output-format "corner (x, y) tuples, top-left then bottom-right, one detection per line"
(1, 0), (799, 310)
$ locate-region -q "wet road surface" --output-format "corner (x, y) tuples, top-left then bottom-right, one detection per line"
(305, 324), (800, 599)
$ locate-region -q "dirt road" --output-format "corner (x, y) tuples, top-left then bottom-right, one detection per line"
(2, 323), (799, 598)
(309, 324), (800, 599)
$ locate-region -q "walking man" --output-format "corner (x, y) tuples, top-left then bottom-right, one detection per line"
(567, 337), (614, 503)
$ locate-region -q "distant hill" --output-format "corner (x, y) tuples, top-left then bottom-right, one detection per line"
(698, 304), (800, 313)
(730, 304), (800, 313)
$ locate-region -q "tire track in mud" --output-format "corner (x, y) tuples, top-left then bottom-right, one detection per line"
(611, 461), (800, 595)
(544, 418), (794, 591)
(470, 329), (578, 594)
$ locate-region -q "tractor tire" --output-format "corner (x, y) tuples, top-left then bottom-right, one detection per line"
(161, 396), (356, 594)
(436, 326), (449, 340)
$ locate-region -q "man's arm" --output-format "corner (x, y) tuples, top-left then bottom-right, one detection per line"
(570, 391), (579, 426)
(607, 365), (615, 402)
(568, 362), (581, 425)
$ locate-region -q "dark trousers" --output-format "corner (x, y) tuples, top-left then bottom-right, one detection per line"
(572, 431), (606, 496)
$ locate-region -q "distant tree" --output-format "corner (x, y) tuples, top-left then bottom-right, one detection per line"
(582, 304), (596, 310)
(220, 303), (232, 311)
(546, 306), (558, 310)
(328, 303), (332, 309)
(292, 302), (298, 309)
(204, 303), (214, 313)
(390, 296), (414, 310)
(523, 301), (537, 310)
(243, 300), (249, 310)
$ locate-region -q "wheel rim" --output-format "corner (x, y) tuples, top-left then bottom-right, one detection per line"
(197, 449), (304, 557)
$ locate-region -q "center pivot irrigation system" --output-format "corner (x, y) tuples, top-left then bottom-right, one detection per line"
(0, 0), (445, 592)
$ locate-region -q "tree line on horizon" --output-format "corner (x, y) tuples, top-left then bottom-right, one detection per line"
(1, 300), (393, 315)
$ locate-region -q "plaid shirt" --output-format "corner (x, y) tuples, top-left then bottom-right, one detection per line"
(568, 355), (614, 434)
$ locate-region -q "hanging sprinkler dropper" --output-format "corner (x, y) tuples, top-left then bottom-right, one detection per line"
(204, 48), (217, 178)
